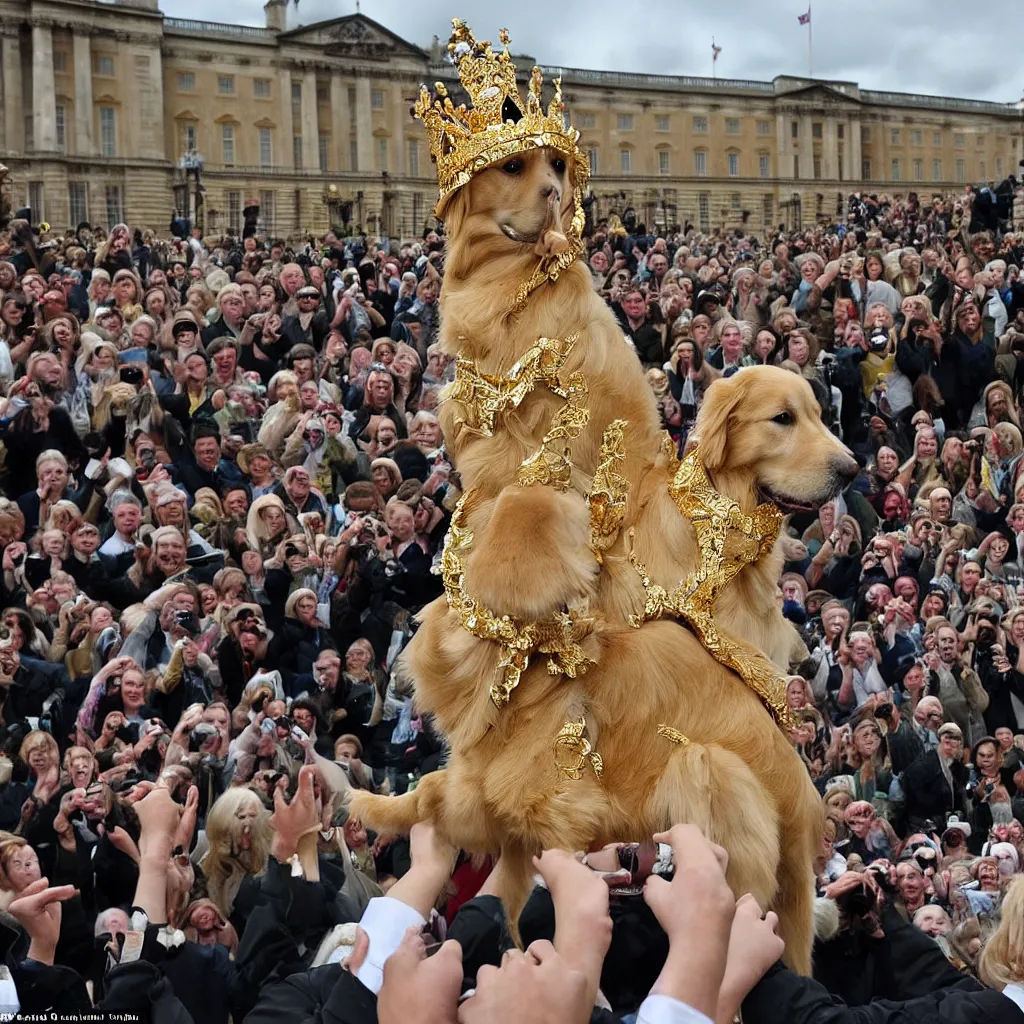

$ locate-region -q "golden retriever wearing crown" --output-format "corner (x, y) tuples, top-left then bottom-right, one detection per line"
(351, 26), (857, 974)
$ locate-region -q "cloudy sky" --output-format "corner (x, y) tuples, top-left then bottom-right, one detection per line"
(163, 0), (1021, 104)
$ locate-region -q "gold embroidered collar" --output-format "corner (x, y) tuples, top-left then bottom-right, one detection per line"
(629, 444), (793, 731)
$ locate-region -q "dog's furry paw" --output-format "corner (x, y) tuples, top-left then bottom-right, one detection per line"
(463, 485), (598, 621)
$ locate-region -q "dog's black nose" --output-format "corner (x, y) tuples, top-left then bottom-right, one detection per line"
(834, 454), (859, 483)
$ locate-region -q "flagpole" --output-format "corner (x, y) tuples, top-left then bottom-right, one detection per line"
(808, 4), (813, 77)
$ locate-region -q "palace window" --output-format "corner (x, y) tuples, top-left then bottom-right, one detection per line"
(258, 127), (272, 167)
(617, 113), (634, 131)
(177, 72), (196, 92)
(68, 181), (87, 225)
(254, 78), (271, 99)
(218, 75), (235, 96)
(105, 185), (122, 228)
(695, 150), (707, 176)
(221, 124), (234, 165)
(99, 107), (116, 158)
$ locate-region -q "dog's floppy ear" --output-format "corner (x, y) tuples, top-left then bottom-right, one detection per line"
(688, 374), (741, 471)
(439, 187), (470, 241)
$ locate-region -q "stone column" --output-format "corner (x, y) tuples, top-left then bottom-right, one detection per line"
(850, 117), (863, 183)
(799, 113), (814, 180)
(390, 80), (406, 175)
(2, 33), (23, 153)
(31, 22), (56, 151)
(841, 120), (852, 181)
(775, 111), (789, 179)
(355, 74), (373, 174)
(824, 119), (838, 181)
(72, 32), (93, 155)
(329, 72), (347, 172)
(278, 67), (294, 168)
(301, 69), (318, 171)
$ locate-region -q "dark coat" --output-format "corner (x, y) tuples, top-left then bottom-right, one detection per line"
(902, 748), (967, 831)
(744, 960), (1023, 1024)
(267, 618), (338, 698)
(280, 311), (331, 353)
(0, 406), (88, 498)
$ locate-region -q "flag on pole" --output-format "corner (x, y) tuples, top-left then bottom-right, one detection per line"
(798, 7), (810, 24)
(712, 40), (722, 62)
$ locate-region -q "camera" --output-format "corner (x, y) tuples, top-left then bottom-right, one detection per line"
(868, 327), (890, 352)
(138, 449), (158, 474)
(39, 687), (65, 736)
(873, 702), (894, 720)
(835, 877), (877, 925)
(119, 366), (143, 386)
(83, 431), (106, 458)
(188, 722), (218, 753)
(174, 611), (199, 636)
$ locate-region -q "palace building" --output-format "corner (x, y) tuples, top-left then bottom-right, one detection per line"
(1, 0), (1022, 238)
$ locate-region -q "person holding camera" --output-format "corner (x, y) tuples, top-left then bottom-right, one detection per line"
(267, 588), (337, 701)
(0, 374), (86, 500)
(902, 721), (968, 835)
(965, 735), (1015, 854)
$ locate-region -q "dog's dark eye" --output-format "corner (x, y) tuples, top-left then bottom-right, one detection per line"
(551, 157), (567, 174)
(772, 411), (794, 426)
(502, 158), (524, 175)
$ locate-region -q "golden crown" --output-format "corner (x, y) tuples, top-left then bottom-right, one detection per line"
(416, 19), (589, 212)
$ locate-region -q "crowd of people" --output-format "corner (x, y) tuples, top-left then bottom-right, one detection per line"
(0, 174), (1023, 1022)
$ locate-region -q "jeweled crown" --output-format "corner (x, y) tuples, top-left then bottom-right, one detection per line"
(416, 19), (589, 213)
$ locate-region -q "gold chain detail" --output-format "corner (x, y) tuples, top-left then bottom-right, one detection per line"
(516, 369), (590, 490)
(657, 725), (691, 746)
(554, 717), (604, 781)
(628, 446), (793, 732)
(588, 419), (630, 563)
(440, 493), (595, 709)
(447, 334), (580, 441)
(508, 186), (588, 315)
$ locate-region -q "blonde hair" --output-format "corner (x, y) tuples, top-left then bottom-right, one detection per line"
(201, 788), (271, 914)
(980, 875), (1024, 988)
(0, 835), (30, 890)
(18, 729), (58, 770)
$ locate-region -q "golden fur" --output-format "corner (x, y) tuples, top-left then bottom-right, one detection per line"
(352, 149), (857, 973)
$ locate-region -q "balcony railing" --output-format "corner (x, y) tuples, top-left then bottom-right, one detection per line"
(163, 18), (275, 41)
(428, 61), (1021, 114)
(428, 62), (774, 94)
(861, 89), (1019, 116)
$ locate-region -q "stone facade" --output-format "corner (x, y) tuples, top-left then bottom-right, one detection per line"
(0, 0), (1022, 239)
